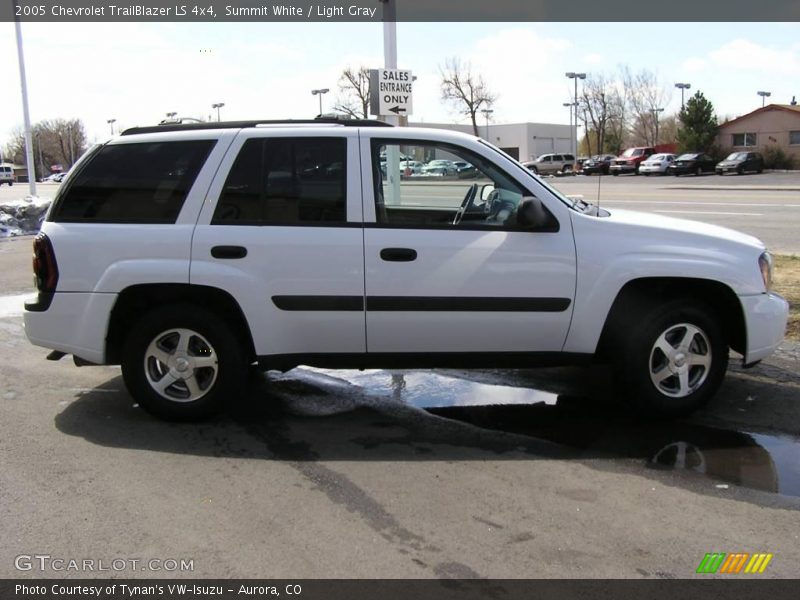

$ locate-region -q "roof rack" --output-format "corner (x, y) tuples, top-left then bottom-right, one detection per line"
(121, 117), (393, 136)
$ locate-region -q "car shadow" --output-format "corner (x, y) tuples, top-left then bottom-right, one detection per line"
(54, 365), (800, 498)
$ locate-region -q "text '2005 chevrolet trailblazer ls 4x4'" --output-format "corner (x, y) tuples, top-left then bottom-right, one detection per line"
(24, 119), (789, 420)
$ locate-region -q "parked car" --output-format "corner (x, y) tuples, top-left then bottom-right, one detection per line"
(41, 173), (63, 183)
(453, 160), (477, 178)
(421, 159), (458, 176)
(581, 154), (617, 175)
(716, 152), (764, 175)
(668, 153), (716, 176)
(523, 153), (576, 175)
(0, 163), (14, 186)
(400, 160), (424, 175)
(639, 153), (676, 175)
(610, 147), (656, 175)
(24, 118), (788, 421)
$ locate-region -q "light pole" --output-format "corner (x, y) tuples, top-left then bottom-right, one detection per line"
(757, 91), (771, 107)
(107, 118), (116, 135)
(651, 107), (664, 145)
(565, 72), (586, 157)
(311, 89), (329, 116)
(211, 102), (225, 122)
(14, 7), (36, 195)
(166, 111), (177, 121)
(562, 102), (576, 154)
(480, 108), (494, 140)
(674, 83), (691, 110)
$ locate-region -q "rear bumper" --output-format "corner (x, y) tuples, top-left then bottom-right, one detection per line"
(609, 164), (636, 174)
(24, 292), (117, 365)
(740, 292), (789, 364)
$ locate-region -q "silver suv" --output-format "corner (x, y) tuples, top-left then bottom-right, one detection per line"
(523, 153), (576, 175)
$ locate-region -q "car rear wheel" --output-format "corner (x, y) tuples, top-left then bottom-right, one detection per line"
(695, 166), (702, 176)
(615, 299), (728, 417)
(122, 304), (247, 420)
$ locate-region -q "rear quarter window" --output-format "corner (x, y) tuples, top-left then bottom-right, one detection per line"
(51, 140), (215, 223)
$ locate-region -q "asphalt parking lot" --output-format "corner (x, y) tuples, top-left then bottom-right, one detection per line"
(1, 231), (799, 579)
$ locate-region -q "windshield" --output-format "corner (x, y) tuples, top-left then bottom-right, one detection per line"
(621, 148), (644, 157)
(677, 153), (698, 160)
(726, 152), (747, 160)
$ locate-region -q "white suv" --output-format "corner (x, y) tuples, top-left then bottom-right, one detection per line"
(24, 119), (789, 420)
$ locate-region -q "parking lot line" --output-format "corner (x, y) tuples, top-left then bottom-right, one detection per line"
(654, 210), (764, 216)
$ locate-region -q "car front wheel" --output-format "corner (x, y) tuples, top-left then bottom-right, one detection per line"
(122, 304), (247, 420)
(616, 299), (728, 417)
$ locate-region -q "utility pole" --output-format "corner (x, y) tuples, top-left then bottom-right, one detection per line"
(481, 108), (494, 140)
(381, 0), (400, 207)
(566, 72), (586, 158)
(14, 7), (36, 195)
(651, 107), (664, 145)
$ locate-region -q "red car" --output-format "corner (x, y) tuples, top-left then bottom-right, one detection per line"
(609, 147), (656, 176)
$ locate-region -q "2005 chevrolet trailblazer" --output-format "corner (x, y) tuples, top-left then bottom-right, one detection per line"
(24, 119), (789, 420)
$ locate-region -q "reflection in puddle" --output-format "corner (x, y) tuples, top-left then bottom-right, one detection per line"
(308, 368), (559, 408)
(0, 293), (36, 318)
(280, 367), (800, 499)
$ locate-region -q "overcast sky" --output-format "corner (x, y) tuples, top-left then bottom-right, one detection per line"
(1, 21), (799, 143)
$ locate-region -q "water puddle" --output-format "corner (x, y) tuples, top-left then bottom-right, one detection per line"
(281, 367), (800, 499)
(0, 293), (36, 318)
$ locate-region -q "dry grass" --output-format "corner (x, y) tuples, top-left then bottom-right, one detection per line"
(773, 254), (800, 341)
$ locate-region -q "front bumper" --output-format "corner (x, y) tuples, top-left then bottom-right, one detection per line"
(740, 292), (790, 364)
(609, 164), (636, 174)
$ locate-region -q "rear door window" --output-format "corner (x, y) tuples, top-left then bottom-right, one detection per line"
(212, 137), (346, 225)
(52, 140), (215, 223)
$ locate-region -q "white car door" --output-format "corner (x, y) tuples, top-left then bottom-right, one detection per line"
(361, 135), (577, 356)
(191, 128), (365, 361)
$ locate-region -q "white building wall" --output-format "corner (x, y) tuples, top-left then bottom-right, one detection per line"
(408, 121), (573, 162)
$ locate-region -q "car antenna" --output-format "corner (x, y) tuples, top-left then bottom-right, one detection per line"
(596, 165), (601, 214)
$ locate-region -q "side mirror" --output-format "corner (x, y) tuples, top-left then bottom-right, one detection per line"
(516, 196), (551, 229)
(480, 184), (496, 201)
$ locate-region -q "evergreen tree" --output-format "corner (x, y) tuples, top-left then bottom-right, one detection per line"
(677, 91), (718, 154)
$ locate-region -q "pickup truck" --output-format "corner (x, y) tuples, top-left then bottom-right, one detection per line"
(610, 147), (656, 175)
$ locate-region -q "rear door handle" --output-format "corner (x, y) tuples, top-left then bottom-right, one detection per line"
(380, 248), (417, 262)
(211, 245), (247, 259)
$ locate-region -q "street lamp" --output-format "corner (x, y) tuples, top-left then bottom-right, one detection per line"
(480, 108), (494, 139)
(107, 118), (116, 135)
(674, 83), (691, 109)
(757, 91), (771, 107)
(166, 112), (177, 121)
(565, 72), (586, 157)
(651, 108), (664, 145)
(562, 102), (576, 153)
(211, 102), (225, 122)
(311, 88), (330, 115)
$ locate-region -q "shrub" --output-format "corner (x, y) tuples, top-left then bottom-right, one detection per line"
(762, 145), (796, 170)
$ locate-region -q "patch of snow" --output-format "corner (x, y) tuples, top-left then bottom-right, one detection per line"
(0, 195), (52, 238)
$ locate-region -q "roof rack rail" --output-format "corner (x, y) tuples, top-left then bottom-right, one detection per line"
(120, 117), (393, 136)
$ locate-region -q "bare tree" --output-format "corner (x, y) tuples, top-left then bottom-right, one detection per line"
(333, 66), (371, 119)
(620, 67), (670, 146)
(4, 118), (88, 175)
(439, 57), (496, 136)
(579, 73), (624, 156)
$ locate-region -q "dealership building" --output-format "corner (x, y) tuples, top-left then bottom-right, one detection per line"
(409, 121), (573, 161)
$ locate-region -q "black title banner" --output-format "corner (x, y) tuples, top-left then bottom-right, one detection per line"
(3, 579), (800, 600)
(2, 0), (799, 22)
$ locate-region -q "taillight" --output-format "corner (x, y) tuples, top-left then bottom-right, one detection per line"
(32, 233), (59, 293)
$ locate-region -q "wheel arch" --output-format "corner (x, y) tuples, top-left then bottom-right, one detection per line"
(596, 277), (746, 359)
(106, 283), (255, 364)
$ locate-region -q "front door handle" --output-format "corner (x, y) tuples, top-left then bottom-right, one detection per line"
(211, 245), (248, 259)
(380, 248), (417, 262)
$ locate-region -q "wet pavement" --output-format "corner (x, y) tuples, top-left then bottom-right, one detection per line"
(263, 367), (800, 500)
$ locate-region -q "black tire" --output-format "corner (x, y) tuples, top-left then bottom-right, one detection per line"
(614, 299), (728, 417)
(736, 166), (743, 175)
(695, 166), (702, 176)
(121, 304), (247, 420)
(612, 171), (619, 176)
